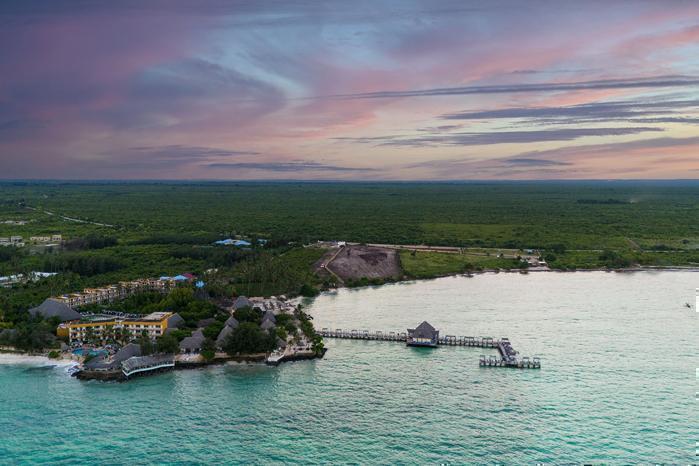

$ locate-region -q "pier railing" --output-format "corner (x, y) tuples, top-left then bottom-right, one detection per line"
(121, 355), (175, 377)
(318, 329), (499, 347)
(319, 328), (540, 369)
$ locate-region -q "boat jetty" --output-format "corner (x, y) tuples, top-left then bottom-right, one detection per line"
(319, 321), (541, 369)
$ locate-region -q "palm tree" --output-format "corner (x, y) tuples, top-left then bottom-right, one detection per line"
(113, 327), (122, 344)
(84, 327), (95, 346)
(121, 328), (131, 345)
(311, 335), (324, 355)
(104, 326), (114, 345)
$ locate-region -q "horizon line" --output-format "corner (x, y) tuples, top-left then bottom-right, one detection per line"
(1, 178), (698, 184)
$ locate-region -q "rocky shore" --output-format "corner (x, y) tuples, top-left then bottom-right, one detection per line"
(73, 350), (326, 382)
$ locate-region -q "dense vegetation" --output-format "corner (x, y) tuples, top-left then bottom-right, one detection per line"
(223, 321), (277, 355)
(0, 317), (59, 351)
(400, 251), (522, 278)
(2, 181), (697, 251)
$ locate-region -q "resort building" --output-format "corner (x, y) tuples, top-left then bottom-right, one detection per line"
(54, 278), (175, 307)
(262, 310), (276, 323)
(213, 239), (252, 247)
(260, 309), (277, 331)
(1, 220), (28, 225)
(29, 234), (62, 243)
(58, 311), (176, 344)
(121, 355), (175, 378)
(232, 296), (253, 310)
(79, 343), (176, 379)
(245, 296), (295, 315)
(29, 298), (82, 322)
(0, 236), (24, 247)
(215, 325), (235, 349)
(407, 321), (439, 348)
(84, 343), (142, 372)
(215, 315), (239, 349)
(2, 272), (58, 289)
(179, 329), (205, 354)
(260, 319), (276, 331)
(166, 313), (186, 330)
(0, 274), (25, 288)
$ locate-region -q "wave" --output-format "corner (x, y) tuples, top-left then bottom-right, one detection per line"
(0, 353), (74, 367)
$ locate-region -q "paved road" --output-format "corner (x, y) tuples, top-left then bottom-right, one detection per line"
(347, 242), (519, 258)
(25, 206), (116, 228)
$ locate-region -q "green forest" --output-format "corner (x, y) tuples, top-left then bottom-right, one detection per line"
(2, 181), (697, 250)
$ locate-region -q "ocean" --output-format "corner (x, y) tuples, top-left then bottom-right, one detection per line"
(1, 271), (696, 464)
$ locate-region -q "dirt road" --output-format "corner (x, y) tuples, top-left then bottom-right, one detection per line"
(317, 245), (401, 281)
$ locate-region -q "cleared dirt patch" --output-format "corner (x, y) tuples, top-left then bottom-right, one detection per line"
(324, 245), (401, 281)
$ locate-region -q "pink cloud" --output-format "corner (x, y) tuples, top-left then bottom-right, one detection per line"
(1, 1), (698, 180)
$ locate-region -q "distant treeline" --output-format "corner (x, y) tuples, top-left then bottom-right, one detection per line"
(0, 247), (24, 262)
(133, 233), (221, 245)
(3, 182), (697, 251)
(42, 253), (122, 276)
(576, 198), (628, 205)
(64, 234), (118, 251)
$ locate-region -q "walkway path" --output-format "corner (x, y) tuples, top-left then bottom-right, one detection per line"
(319, 246), (346, 284)
(25, 206), (116, 228)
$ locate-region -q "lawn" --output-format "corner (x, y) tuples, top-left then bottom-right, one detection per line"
(399, 251), (521, 278)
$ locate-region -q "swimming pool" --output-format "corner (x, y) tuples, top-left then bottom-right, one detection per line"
(71, 348), (107, 357)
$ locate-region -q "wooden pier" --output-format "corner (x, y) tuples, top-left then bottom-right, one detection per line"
(479, 338), (541, 369)
(319, 328), (540, 369)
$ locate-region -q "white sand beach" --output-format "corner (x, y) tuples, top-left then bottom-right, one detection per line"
(0, 352), (75, 366)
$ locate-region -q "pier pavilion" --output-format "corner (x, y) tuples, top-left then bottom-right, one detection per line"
(406, 321), (439, 348)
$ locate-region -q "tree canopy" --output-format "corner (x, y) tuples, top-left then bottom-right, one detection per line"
(223, 322), (276, 355)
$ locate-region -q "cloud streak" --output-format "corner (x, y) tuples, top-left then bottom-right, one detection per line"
(339, 127), (664, 147)
(124, 145), (259, 160)
(402, 136), (699, 179)
(440, 99), (699, 127)
(504, 158), (571, 167)
(329, 76), (699, 100)
(206, 161), (376, 173)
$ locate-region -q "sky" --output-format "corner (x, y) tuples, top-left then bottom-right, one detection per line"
(1, 0), (698, 180)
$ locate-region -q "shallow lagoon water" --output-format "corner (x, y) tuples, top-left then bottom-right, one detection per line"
(1, 271), (696, 463)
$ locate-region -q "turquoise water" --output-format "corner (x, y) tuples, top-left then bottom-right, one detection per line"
(71, 348), (107, 357)
(1, 271), (697, 463)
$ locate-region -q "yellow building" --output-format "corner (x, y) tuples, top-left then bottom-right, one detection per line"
(59, 311), (175, 344)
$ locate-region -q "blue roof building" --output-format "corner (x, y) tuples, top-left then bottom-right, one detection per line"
(214, 239), (235, 245)
(214, 239), (252, 247)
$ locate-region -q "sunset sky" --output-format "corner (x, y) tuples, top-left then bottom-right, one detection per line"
(1, 0), (698, 180)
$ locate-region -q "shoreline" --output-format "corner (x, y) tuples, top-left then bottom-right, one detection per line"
(0, 351), (75, 366)
(319, 265), (699, 292)
(407, 264), (699, 279)
(3, 267), (694, 369)
(74, 350), (326, 381)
